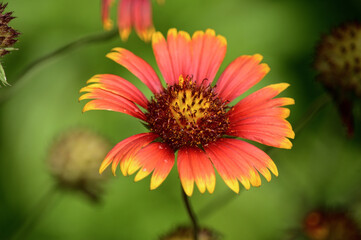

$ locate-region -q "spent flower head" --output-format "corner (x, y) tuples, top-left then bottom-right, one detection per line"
(0, 3), (19, 56)
(315, 22), (361, 97)
(0, 3), (19, 86)
(80, 28), (294, 196)
(315, 22), (361, 135)
(48, 128), (111, 202)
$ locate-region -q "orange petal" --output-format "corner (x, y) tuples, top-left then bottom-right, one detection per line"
(107, 47), (162, 93)
(216, 55), (269, 102)
(190, 29), (227, 86)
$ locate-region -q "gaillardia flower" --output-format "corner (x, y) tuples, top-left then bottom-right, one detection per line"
(101, 0), (158, 42)
(80, 29), (294, 196)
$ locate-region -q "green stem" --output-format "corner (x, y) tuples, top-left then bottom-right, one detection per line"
(198, 94), (331, 219)
(294, 93), (331, 134)
(0, 29), (118, 103)
(181, 186), (199, 240)
(12, 186), (59, 240)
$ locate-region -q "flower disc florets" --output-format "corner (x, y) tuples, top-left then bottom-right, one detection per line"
(146, 76), (230, 150)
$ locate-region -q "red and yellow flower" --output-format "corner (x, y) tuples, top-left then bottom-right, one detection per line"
(101, 0), (158, 42)
(80, 29), (295, 196)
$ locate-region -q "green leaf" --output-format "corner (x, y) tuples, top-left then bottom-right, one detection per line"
(0, 62), (10, 87)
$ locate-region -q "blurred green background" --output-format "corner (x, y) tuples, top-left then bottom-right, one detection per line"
(1, 0), (361, 239)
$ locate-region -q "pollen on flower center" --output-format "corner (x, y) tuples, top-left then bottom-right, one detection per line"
(146, 75), (230, 150)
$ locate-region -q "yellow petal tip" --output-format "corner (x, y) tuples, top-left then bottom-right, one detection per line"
(152, 31), (165, 45)
(253, 54), (264, 62)
(205, 29), (216, 36)
(217, 35), (227, 46)
(168, 28), (177, 37)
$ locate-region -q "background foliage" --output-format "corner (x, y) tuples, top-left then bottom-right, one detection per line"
(1, 0), (361, 239)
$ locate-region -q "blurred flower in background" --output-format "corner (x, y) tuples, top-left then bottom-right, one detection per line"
(80, 28), (294, 196)
(47, 128), (111, 202)
(314, 22), (361, 136)
(160, 226), (220, 240)
(302, 207), (361, 240)
(0, 3), (19, 86)
(101, 0), (159, 42)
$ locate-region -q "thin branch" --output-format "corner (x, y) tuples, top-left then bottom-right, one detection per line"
(0, 28), (118, 103)
(198, 93), (331, 219)
(294, 93), (331, 134)
(181, 187), (200, 240)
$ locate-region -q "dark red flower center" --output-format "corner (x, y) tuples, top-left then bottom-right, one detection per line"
(146, 76), (230, 150)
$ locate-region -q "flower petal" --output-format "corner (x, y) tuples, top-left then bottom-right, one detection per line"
(152, 29), (192, 85)
(117, 0), (132, 41)
(99, 133), (158, 175)
(190, 29), (227, 86)
(228, 83), (293, 117)
(219, 138), (278, 181)
(177, 147), (216, 196)
(205, 138), (278, 190)
(107, 48), (163, 94)
(132, 0), (154, 42)
(204, 143), (244, 192)
(81, 74), (148, 109)
(79, 87), (146, 121)
(189, 147), (216, 194)
(101, 0), (113, 30)
(227, 83), (294, 149)
(177, 148), (195, 196)
(216, 55), (270, 102)
(127, 142), (175, 189)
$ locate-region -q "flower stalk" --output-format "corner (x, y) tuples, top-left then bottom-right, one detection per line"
(182, 186), (200, 240)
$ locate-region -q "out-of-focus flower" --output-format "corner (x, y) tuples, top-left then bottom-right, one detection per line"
(48, 129), (111, 202)
(160, 226), (220, 240)
(303, 208), (361, 240)
(314, 22), (361, 136)
(101, 0), (160, 42)
(0, 3), (20, 86)
(80, 28), (294, 196)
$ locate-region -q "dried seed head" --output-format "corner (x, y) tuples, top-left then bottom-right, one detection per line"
(314, 22), (361, 136)
(0, 3), (19, 57)
(47, 128), (111, 202)
(146, 75), (229, 150)
(315, 22), (361, 97)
